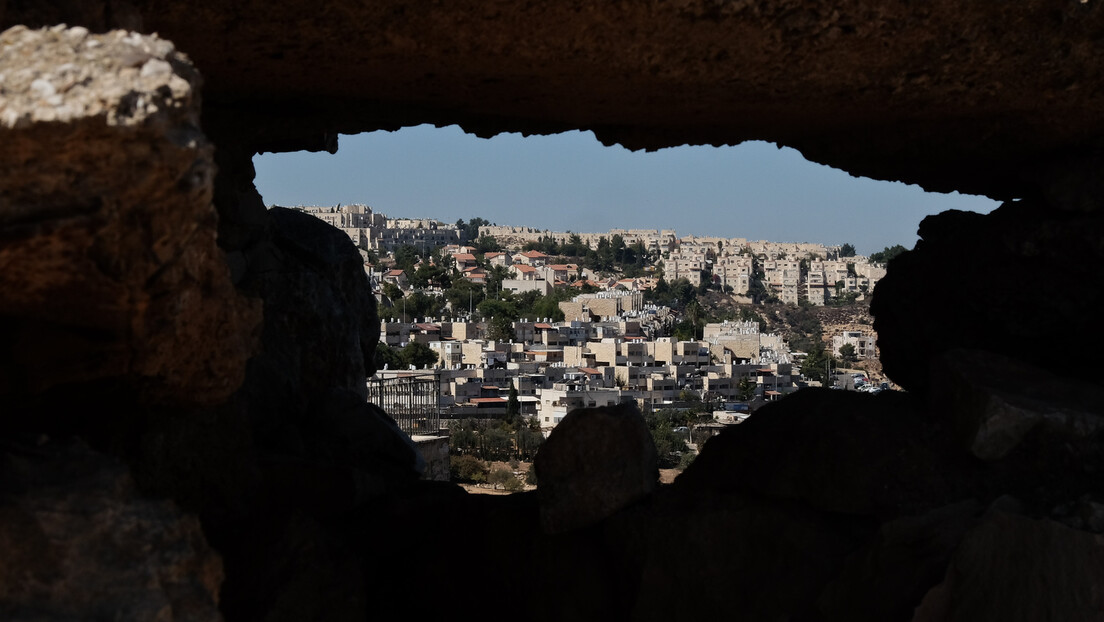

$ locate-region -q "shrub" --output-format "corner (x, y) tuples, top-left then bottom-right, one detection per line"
(451, 454), (489, 483)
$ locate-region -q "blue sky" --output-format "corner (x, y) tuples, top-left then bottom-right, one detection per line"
(253, 124), (1000, 256)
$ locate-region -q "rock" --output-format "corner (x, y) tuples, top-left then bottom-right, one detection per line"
(613, 488), (864, 622)
(676, 389), (971, 518)
(0, 25), (261, 406)
(872, 200), (1104, 395)
(931, 349), (1104, 461)
(0, 436), (223, 621)
(912, 509), (1104, 622)
(8, 3), (1104, 202)
(817, 500), (983, 620)
(535, 403), (657, 534)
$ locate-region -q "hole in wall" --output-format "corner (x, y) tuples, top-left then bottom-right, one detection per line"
(253, 124), (1000, 256)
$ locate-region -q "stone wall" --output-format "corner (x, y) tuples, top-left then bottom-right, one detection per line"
(2, 3), (1104, 622)
(413, 436), (451, 482)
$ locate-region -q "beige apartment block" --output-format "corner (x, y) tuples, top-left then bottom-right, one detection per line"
(832, 331), (877, 359)
(559, 291), (644, 321)
(703, 320), (761, 361)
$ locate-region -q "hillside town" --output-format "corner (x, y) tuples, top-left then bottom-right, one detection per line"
(289, 203), (895, 440)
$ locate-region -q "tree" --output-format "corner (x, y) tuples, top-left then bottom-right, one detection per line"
(839, 243), (856, 257)
(400, 341), (438, 369)
(506, 384), (520, 418)
(487, 316), (515, 342)
(870, 244), (908, 265)
(838, 343), (857, 367)
(800, 344), (836, 384)
(477, 297), (519, 322)
(450, 455), (488, 483)
(381, 281), (404, 302)
(393, 244), (420, 273)
(515, 420), (544, 460)
(737, 377), (756, 401)
(645, 410), (689, 469)
(373, 343), (403, 371)
(474, 235), (502, 253)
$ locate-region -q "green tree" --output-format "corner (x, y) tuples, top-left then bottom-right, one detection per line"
(450, 454), (489, 483)
(373, 343), (403, 371)
(839, 243), (856, 257)
(400, 341), (439, 369)
(645, 410), (689, 469)
(474, 235), (502, 253)
(506, 384), (520, 418)
(478, 297), (520, 322)
(515, 420), (544, 460)
(487, 316), (515, 342)
(444, 279), (485, 317)
(393, 245), (420, 273)
(737, 377), (756, 401)
(838, 343), (857, 367)
(382, 281), (404, 302)
(482, 426), (513, 461)
(870, 244), (908, 265)
(800, 344), (836, 384)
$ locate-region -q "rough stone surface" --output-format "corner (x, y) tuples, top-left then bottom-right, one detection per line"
(677, 388), (972, 518)
(872, 200), (1104, 395)
(912, 509), (1104, 622)
(2, 4), (1104, 622)
(4, 4), (1104, 202)
(0, 25), (261, 405)
(817, 500), (983, 621)
(535, 403), (657, 534)
(0, 436), (223, 621)
(931, 349), (1104, 461)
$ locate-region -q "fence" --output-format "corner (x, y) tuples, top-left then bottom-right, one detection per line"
(366, 373), (442, 436)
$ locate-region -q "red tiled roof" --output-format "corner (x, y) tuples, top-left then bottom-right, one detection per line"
(385, 269), (405, 276)
(514, 265), (537, 272)
(471, 397), (507, 404)
(454, 253), (477, 262)
(521, 250), (548, 258)
(534, 323), (554, 329)
(579, 367), (602, 375)
(414, 323), (440, 331)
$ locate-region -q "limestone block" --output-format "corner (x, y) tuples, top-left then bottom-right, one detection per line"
(0, 25), (260, 404)
(534, 402), (657, 534)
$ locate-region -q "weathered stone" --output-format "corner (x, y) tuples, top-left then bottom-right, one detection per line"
(817, 500), (983, 620)
(677, 389), (971, 517)
(0, 437), (223, 621)
(931, 349), (1104, 461)
(0, 25), (261, 405)
(912, 509), (1104, 622)
(872, 200), (1104, 395)
(7, 3), (1104, 202)
(611, 488), (864, 622)
(535, 403), (657, 534)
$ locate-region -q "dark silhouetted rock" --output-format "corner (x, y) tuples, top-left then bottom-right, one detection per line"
(872, 201), (1104, 395)
(677, 389), (971, 518)
(931, 348), (1104, 461)
(535, 403), (657, 534)
(912, 509), (1104, 622)
(0, 437), (223, 621)
(817, 500), (983, 621)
